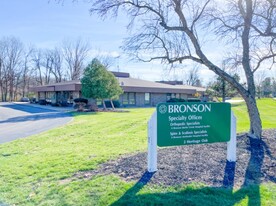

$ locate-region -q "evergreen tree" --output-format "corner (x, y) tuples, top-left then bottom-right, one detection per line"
(207, 74), (241, 101)
(81, 58), (123, 110)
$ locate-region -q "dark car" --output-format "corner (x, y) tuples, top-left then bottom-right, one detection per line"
(20, 97), (30, 102)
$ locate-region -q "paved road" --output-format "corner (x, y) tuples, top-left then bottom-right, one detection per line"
(0, 103), (73, 144)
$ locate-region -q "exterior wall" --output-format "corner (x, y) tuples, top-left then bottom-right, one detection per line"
(72, 91), (80, 99)
(150, 93), (167, 106)
(118, 95), (123, 106)
(38, 92), (46, 100)
(119, 92), (167, 107)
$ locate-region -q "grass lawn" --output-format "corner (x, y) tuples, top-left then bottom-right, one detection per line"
(231, 98), (276, 132)
(0, 99), (275, 205)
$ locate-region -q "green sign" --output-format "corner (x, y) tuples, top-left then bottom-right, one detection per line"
(157, 102), (231, 147)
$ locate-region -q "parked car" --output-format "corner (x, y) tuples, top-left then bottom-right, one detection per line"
(20, 97), (29, 102)
(38, 99), (51, 105)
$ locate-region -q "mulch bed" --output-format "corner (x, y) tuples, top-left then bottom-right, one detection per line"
(71, 129), (276, 188)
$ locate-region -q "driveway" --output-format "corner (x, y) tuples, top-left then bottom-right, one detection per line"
(0, 103), (73, 144)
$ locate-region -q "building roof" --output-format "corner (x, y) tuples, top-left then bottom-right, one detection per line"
(30, 80), (81, 92)
(30, 72), (206, 95)
(111, 71), (130, 78)
(173, 85), (206, 93)
(117, 77), (196, 94)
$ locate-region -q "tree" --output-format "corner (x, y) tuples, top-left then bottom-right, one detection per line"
(0, 36), (24, 101)
(62, 39), (90, 80)
(185, 67), (202, 87)
(44, 48), (64, 83)
(261, 77), (272, 97)
(272, 78), (276, 97)
(21, 46), (34, 98)
(81, 58), (123, 110)
(32, 49), (52, 86)
(208, 73), (241, 100)
(255, 70), (267, 99)
(89, 0), (276, 138)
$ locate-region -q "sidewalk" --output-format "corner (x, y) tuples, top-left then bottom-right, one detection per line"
(13, 102), (74, 112)
(225, 99), (244, 103)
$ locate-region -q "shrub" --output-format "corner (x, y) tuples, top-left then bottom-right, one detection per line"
(51, 102), (59, 107)
(73, 98), (88, 112)
(60, 100), (68, 107)
(38, 99), (47, 105)
(187, 98), (201, 102)
(167, 98), (186, 103)
(29, 97), (36, 103)
(73, 98), (88, 104)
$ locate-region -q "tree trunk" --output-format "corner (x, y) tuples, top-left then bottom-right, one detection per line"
(102, 99), (106, 110)
(244, 95), (262, 138)
(110, 99), (115, 110)
(222, 78), (226, 102)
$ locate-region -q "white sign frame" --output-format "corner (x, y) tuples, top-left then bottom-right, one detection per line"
(147, 111), (236, 172)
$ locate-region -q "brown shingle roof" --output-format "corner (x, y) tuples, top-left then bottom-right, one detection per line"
(117, 77), (196, 94)
(29, 80), (81, 92)
(173, 85), (206, 93)
(30, 75), (205, 95)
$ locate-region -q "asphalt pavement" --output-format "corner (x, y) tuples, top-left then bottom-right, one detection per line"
(0, 102), (73, 144)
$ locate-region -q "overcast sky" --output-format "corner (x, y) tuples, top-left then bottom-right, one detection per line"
(0, 0), (221, 85)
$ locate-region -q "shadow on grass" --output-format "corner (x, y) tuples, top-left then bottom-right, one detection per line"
(72, 109), (132, 118)
(112, 137), (272, 206)
(71, 111), (99, 117)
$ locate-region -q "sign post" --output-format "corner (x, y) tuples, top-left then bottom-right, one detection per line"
(147, 111), (157, 172)
(227, 111), (237, 162)
(147, 102), (236, 172)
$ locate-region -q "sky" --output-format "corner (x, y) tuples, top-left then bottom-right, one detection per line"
(0, 0), (224, 85)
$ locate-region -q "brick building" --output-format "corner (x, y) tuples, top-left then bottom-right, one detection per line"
(30, 72), (206, 107)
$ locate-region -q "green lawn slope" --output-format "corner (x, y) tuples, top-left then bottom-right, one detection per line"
(0, 99), (275, 205)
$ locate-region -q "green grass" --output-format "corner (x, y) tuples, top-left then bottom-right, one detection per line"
(0, 99), (275, 205)
(231, 98), (276, 132)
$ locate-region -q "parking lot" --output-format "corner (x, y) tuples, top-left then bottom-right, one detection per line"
(0, 103), (73, 144)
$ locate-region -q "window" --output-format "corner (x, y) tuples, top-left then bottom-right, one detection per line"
(180, 94), (187, 100)
(46, 92), (55, 99)
(122, 92), (136, 105)
(128, 93), (136, 105)
(145, 93), (150, 105)
(97, 99), (102, 106)
(122, 93), (129, 105)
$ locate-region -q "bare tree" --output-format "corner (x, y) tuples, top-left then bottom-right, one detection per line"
(89, 0), (276, 138)
(185, 67), (202, 86)
(32, 49), (44, 86)
(43, 48), (64, 83)
(21, 46), (34, 97)
(49, 47), (64, 83)
(62, 39), (90, 80)
(0, 40), (5, 101)
(255, 70), (267, 98)
(95, 54), (118, 69)
(0, 36), (24, 101)
(32, 49), (52, 86)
